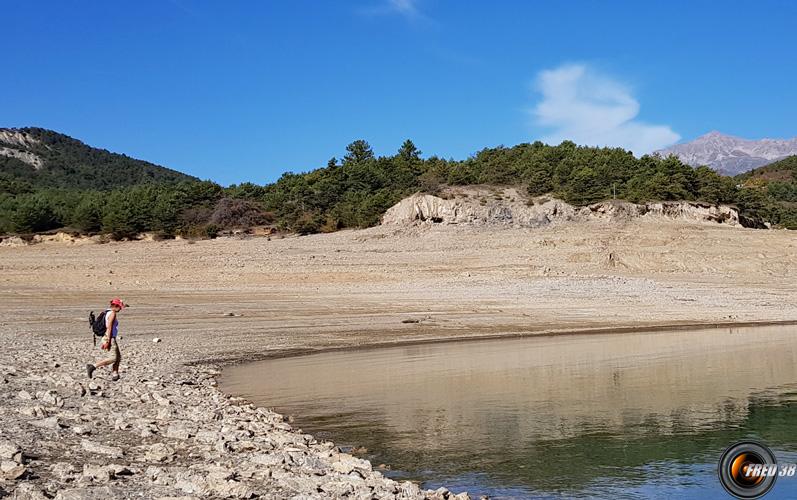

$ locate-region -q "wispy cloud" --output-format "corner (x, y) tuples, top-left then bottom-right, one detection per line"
(531, 64), (679, 155)
(388, 0), (421, 18)
(360, 0), (431, 24)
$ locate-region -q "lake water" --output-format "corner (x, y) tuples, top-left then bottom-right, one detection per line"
(221, 325), (797, 499)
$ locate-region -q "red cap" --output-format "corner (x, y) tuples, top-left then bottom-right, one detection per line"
(110, 298), (126, 309)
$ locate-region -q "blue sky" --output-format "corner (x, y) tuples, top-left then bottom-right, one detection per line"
(3, 1), (796, 185)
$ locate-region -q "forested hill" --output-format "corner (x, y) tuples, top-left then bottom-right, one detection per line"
(1, 135), (796, 237)
(260, 140), (797, 232)
(0, 127), (196, 191)
(740, 155), (797, 183)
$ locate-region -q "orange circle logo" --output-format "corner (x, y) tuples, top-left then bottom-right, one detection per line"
(719, 441), (778, 498)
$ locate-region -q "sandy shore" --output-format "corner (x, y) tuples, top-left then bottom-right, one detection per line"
(1, 219), (796, 498)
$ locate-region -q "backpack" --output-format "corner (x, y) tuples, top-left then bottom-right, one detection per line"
(88, 310), (107, 346)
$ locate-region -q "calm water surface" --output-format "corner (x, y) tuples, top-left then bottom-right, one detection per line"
(221, 326), (797, 499)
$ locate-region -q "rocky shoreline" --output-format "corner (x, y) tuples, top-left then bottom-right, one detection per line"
(0, 332), (469, 499)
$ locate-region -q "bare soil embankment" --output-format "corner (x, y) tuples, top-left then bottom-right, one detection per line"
(1, 218), (796, 498)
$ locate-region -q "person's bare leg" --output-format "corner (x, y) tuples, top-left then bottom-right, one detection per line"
(87, 345), (116, 378)
(110, 342), (121, 380)
(94, 358), (114, 368)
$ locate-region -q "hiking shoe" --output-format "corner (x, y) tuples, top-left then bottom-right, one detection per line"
(111, 373), (120, 381)
(86, 364), (95, 379)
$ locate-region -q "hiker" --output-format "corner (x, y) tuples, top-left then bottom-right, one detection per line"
(87, 298), (126, 381)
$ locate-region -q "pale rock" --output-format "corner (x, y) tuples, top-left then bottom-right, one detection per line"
(31, 416), (63, 430)
(17, 390), (33, 400)
(0, 439), (21, 462)
(320, 481), (355, 497)
(80, 440), (123, 458)
(203, 465), (235, 482)
(285, 450), (326, 472)
(82, 464), (113, 482)
(1, 461), (26, 480)
(165, 421), (196, 440)
(10, 482), (49, 500)
(251, 452), (285, 467)
(382, 191), (576, 227)
(72, 426), (91, 436)
(144, 465), (169, 482)
(228, 440), (257, 452)
(399, 481), (423, 497)
(152, 391), (171, 406)
(50, 462), (79, 481)
(36, 390), (64, 407)
(54, 486), (120, 500)
(382, 190), (753, 229)
(330, 454), (372, 475)
(194, 430), (223, 444)
(0, 364), (17, 376)
(144, 443), (174, 462)
(174, 473), (210, 496)
(429, 487), (451, 500)
(211, 480), (255, 498)
(215, 440), (233, 454)
(113, 418), (131, 430)
(18, 405), (46, 418)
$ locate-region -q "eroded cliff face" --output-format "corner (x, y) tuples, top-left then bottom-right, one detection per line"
(0, 129), (46, 169)
(382, 187), (758, 228)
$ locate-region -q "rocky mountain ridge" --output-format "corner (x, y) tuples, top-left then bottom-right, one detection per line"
(655, 131), (797, 175)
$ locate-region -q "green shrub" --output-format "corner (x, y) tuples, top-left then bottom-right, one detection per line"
(12, 196), (58, 233)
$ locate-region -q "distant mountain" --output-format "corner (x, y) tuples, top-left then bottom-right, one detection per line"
(0, 127), (196, 190)
(655, 131), (797, 176)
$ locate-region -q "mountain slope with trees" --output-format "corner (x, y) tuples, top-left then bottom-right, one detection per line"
(0, 127), (195, 191)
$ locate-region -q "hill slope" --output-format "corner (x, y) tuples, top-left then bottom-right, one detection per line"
(655, 131), (797, 175)
(0, 127), (196, 190)
(739, 155), (797, 183)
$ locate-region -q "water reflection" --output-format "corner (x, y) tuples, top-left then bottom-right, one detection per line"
(222, 325), (797, 498)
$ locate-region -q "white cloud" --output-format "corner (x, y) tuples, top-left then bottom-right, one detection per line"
(532, 64), (679, 155)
